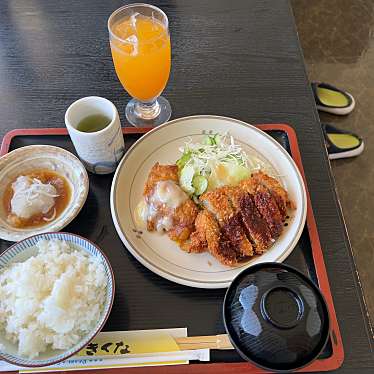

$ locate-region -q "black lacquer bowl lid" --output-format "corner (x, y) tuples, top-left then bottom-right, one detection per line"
(223, 262), (330, 372)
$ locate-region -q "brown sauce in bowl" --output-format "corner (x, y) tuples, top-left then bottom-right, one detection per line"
(3, 169), (71, 228)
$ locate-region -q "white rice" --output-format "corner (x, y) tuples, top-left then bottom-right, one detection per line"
(0, 239), (107, 359)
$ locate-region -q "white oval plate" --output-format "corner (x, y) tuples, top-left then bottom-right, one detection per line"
(111, 115), (307, 288)
(0, 145), (89, 242)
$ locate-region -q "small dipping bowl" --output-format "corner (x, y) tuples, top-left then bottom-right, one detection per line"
(224, 262), (330, 372)
(0, 145), (89, 242)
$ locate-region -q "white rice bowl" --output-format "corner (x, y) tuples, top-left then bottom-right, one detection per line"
(0, 233), (114, 367)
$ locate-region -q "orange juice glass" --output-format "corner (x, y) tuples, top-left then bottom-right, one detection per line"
(108, 4), (171, 127)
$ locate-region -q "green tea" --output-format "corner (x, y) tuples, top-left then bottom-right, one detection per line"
(76, 114), (111, 133)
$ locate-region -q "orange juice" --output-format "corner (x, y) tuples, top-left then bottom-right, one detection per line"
(110, 15), (171, 102)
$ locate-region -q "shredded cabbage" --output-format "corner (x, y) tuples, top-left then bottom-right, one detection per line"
(176, 133), (268, 197)
(177, 133), (249, 178)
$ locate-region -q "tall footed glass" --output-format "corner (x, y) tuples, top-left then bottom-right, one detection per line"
(108, 3), (171, 127)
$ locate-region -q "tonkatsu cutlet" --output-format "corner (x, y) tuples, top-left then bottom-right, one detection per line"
(201, 189), (253, 258)
(236, 174), (288, 240)
(197, 174), (293, 259)
(219, 213), (254, 265)
(184, 209), (249, 266)
(253, 184), (283, 238)
(226, 186), (272, 254)
(182, 209), (219, 255)
(251, 171), (293, 216)
(199, 188), (234, 224)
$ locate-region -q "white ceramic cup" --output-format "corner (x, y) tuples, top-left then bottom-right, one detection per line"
(65, 96), (125, 174)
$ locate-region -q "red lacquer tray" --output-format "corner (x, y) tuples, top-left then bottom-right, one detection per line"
(0, 124), (343, 373)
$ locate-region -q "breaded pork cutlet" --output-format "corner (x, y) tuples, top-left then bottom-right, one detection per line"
(200, 188), (233, 224)
(185, 174), (294, 262)
(251, 171), (294, 216)
(201, 189), (253, 258)
(143, 163), (198, 243)
(184, 209), (249, 266)
(253, 184), (284, 238)
(225, 186), (272, 254)
(237, 174), (286, 239)
(182, 210), (219, 254)
(219, 214), (254, 265)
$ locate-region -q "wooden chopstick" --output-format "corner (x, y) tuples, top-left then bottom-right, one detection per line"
(174, 334), (233, 350)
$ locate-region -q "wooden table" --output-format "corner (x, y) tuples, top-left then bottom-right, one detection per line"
(0, 0), (372, 372)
